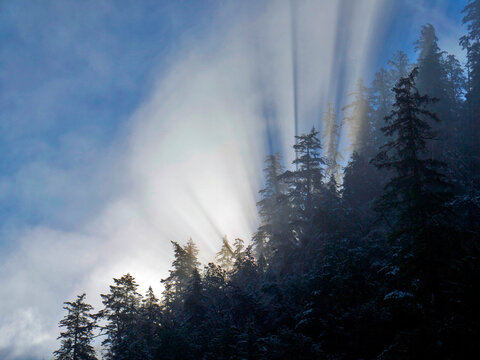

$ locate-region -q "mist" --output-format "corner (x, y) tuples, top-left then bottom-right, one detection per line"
(0, 1), (472, 359)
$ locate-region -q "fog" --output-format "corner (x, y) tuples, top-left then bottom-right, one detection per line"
(0, 1), (462, 358)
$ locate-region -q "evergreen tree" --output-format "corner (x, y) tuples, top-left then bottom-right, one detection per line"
(54, 294), (97, 360)
(343, 79), (374, 156)
(372, 68), (453, 316)
(443, 53), (467, 148)
(138, 287), (161, 360)
(415, 24), (450, 158)
(371, 67), (394, 150)
(183, 268), (204, 327)
(100, 274), (143, 360)
(321, 103), (343, 182)
(215, 236), (234, 271)
(288, 127), (325, 224)
(379, 50), (412, 150)
(161, 240), (200, 313)
(342, 151), (381, 224)
(254, 153), (290, 263)
(388, 50), (411, 82)
(415, 24), (446, 93)
(202, 262), (227, 303)
(443, 54), (466, 111)
(314, 173), (344, 236)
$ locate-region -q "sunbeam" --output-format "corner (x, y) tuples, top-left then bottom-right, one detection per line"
(0, 1), (473, 359)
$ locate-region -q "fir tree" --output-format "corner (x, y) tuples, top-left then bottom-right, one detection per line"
(321, 103), (343, 182)
(314, 173), (343, 236)
(372, 68), (453, 312)
(343, 79), (374, 156)
(443, 54), (466, 110)
(342, 151), (380, 222)
(254, 153), (290, 263)
(371, 67), (394, 150)
(161, 240), (200, 312)
(100, 274), (143, 360)
(443, 53), (467, 149)
(415, 24), (450, 158)
(183, 268), (204, 327)
(288, 127), (325, 223)
(215, 236), (234, 271)
(138, 287), (161, 360)
(388, 50), (411, 81)
(232, 238), (245, 261)
(54, 294), (97, 360)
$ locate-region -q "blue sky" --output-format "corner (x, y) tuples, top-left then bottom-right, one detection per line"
(0, 0), (468, 231)
(0, 1), (225, 231)
(0, 1), (470, 358)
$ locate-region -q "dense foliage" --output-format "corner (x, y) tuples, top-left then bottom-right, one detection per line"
(55, 3), (480, 359)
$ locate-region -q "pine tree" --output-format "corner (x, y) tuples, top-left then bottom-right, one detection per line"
(388, 50), (411, 82)
(233, 238), (245, 261)
(371, 67), (394, 150)
(343, 79), (374, 156)
(315, 173), (343, 236)
(183, 268), (204, 326)
(215, 236), (234, 271)
(54, 294), (97, 360)
(254, 153), (290, 263)
(415, 24), (450, 158)
(288, 127), (325, 222)
(372, 68), (453, 310)
(138, 287), (161, 360)
(100, 274), (143, 360)
(229, 246), (260, 314)
(161, 240), (200, 312)
(443, 54), (467, 149)
(415, 24), (446, 93)
(322, 103), (343, 182)
(342, 151), (380, 222)
(443, 54), (466, 111)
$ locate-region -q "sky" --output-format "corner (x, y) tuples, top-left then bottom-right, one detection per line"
(0, 0), (469, 359)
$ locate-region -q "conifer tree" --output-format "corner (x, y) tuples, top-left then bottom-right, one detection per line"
(342, 151), (380, 220)
(321, 103), (343, 182)
(161, 240), (200, 312)
(215, 236), (234, 271)
(100, 274), (143, 360)
(371, 67), (394, 150)
(372, 68), (453, 309)
(315, 173), (343, 236)
(229, 246), (260, 313)
(443, 54), (466, 111)
(415, 24), (446, 94)
(232, 238), (245, 261)
(388, 50), (411, 81)
(343, 79), (374, 156)
(54, 294), (97, 360)
(443, 54), (467, 148)
(288, 127), (325, 222)
(254, 153), (290, 262)
(415, 24), (450, 158)
(138, 287), (161, 360)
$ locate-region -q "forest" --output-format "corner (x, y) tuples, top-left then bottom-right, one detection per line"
(53, 2), (480, 359)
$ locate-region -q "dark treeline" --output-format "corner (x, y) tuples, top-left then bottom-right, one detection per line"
(54, 3), (480, 359)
